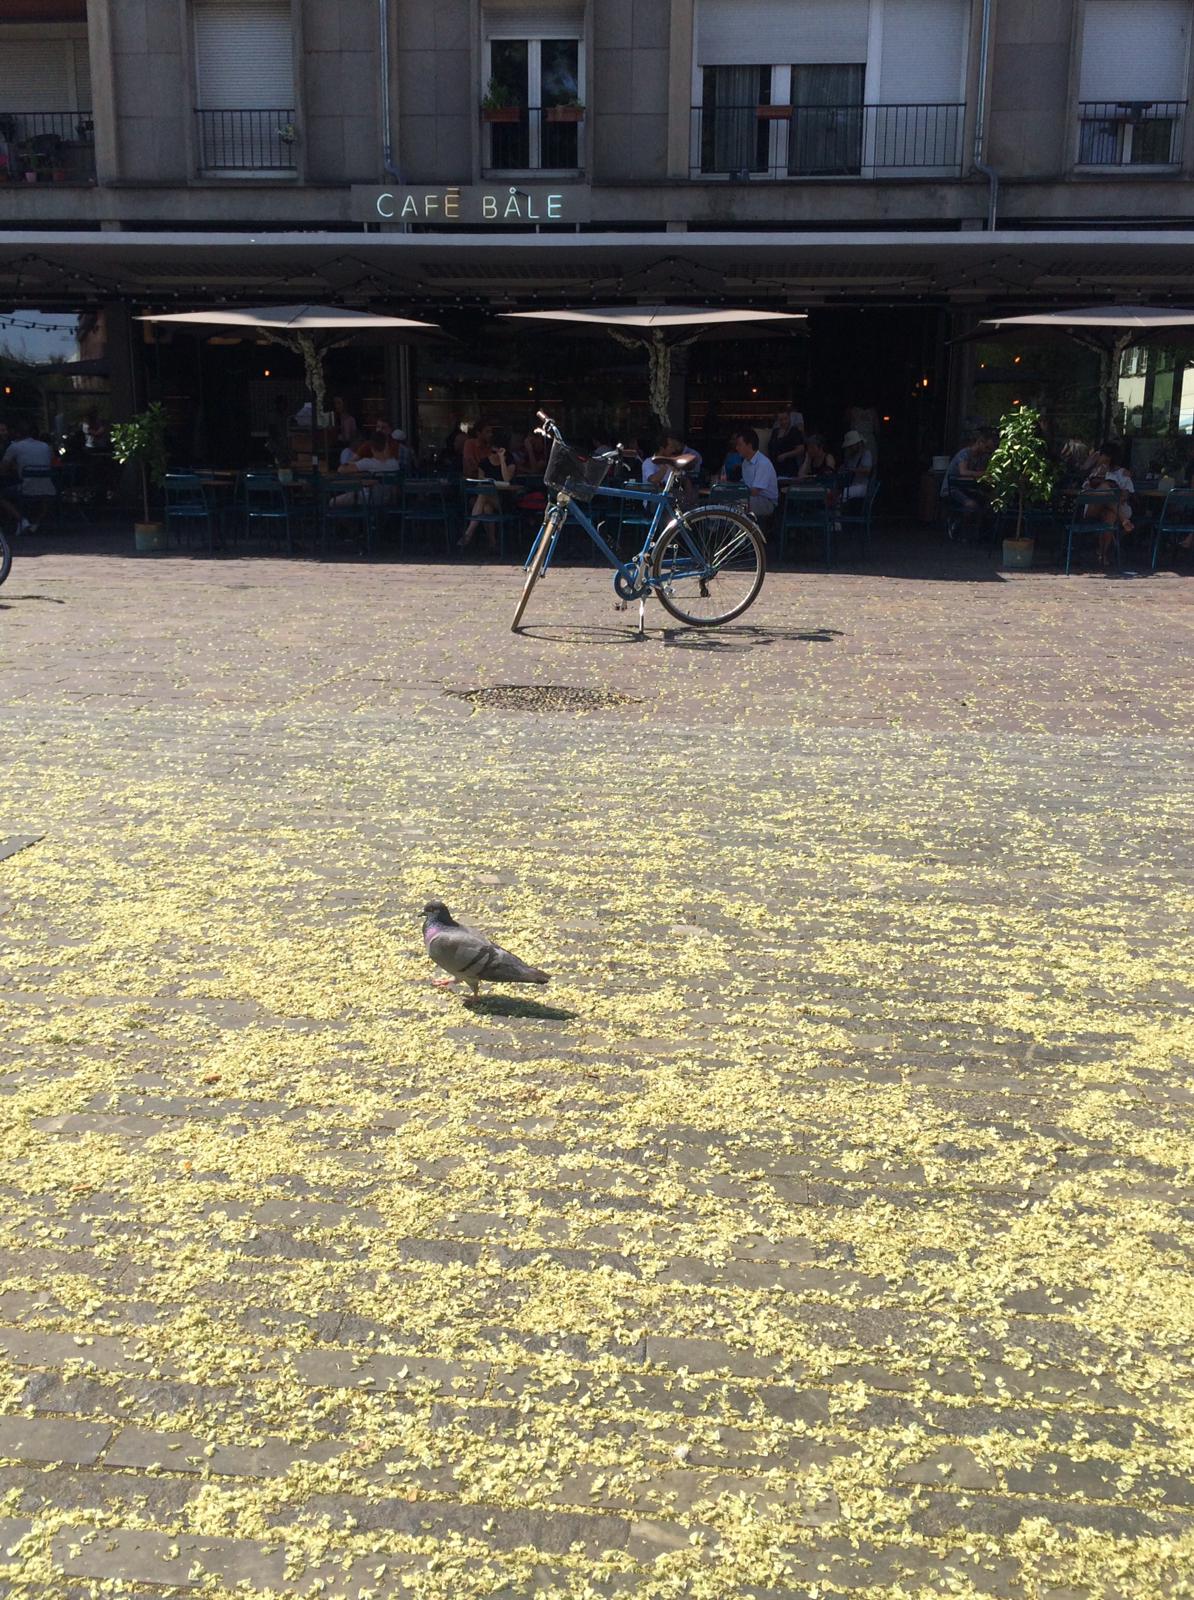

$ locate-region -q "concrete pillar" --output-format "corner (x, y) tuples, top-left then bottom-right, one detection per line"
(85, 0), (120, 183)
(666, 0), (694, 179)
(104, 301), (142, 422)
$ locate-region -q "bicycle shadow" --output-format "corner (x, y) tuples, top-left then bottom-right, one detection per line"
(514, 623), (653, 645)
(463, 995), (579, 1022)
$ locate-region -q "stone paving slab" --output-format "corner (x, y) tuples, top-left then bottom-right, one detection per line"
(0, 550), (1190, 1598)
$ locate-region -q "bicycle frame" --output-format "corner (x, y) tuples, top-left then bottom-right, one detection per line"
(524, 475), (681, 588)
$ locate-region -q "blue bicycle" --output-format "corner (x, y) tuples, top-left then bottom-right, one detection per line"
(511, 413), (766, 632)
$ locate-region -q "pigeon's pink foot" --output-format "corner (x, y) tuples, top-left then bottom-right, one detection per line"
(431, 977), (457, 989)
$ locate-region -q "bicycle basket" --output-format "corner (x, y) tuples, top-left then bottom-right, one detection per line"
(544, 439), (611, 503)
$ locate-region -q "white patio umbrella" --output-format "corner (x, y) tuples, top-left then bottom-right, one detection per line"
(978, 305), (1194, 435)
(138, 304), (440, 459)
(983, 305), (1194, 331)
(503, 304), (806, 430)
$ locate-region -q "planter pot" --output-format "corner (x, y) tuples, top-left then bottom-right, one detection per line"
(545, 105), (584, 123)
(134, 521), (166, 553)
(756, 104), (793, 120)
(24, 169), (37, 183)
(1001, 537), (1034, 570)
(51, 169), (67, 182)
(482, 106), (522, 124)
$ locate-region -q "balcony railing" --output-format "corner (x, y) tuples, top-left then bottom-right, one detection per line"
(691, 102), (965, 179)
(0, 111), (95, 184)
(1076, 101), (1185, 166)
(481, 105), (584, 173)
(195, 108), (297, 174)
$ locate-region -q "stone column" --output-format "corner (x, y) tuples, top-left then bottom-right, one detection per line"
(666, 0), (694, 180)
(85, 0), (120, 183)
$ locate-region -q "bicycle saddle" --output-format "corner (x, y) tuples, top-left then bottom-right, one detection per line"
(650, 452), (699, 471)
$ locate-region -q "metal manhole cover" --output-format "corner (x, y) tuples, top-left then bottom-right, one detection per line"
(446, 684), (640, 711)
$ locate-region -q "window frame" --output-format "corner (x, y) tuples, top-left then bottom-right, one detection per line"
(482, 25), (585, 176)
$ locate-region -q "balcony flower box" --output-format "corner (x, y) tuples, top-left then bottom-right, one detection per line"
(545, 104), (585, 123)
(482, 105), (523, 124)
(756, 104), (793, 121)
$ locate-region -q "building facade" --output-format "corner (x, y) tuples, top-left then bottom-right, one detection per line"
(4, 0), (1194, 481)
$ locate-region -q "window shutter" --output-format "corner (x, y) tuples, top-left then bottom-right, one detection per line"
(73, 37), (92, 111)
(1079, 0), (1190, 103)
(0, 40), (72, 110)
(484, 5), (583, 40)
(878, 0), (967, 104)
(697, 0), (869, 68)
(194, 1), (294, 109)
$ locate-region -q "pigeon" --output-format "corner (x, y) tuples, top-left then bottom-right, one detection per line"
(421, 900), (550, 1000)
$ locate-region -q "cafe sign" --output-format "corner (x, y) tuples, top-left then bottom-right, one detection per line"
(352, 185), (591, 225)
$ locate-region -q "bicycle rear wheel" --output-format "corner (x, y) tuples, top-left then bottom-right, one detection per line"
(511, 507), (561, 632)
(0, 531), (11, 589)
(651, 504), (765, 626)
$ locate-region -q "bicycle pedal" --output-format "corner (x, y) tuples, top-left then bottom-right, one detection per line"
(614, 600), (628, 611)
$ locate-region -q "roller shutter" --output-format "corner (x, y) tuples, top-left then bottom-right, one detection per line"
(696, 0), (869, 68)
(1079, 0), (1190, 103)
(194, 1), (294, 109)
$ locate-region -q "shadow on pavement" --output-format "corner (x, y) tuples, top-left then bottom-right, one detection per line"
(662, 624), (843, 650)
(463, 995), (579, 1022)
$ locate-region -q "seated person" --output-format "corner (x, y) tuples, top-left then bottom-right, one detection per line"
(0, 419), (56, 535)
(389, 428), (415, 474)
(941, 429), (996, 537)
(460, 429), (515, 552)
(720, 443), (744, 484)
(840, 430), (874, 501)
(335, 432), (402, 507)
(769, 406), (806, 473)
(522, 423), (548, 474)
(732, 428), (778, 527)
(797, 433), (837, 484)
(643, 430), (701, 509)
(1082, 444), (1133, 565)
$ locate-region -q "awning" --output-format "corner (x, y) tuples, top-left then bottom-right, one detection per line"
(5, 229), (1194, 307)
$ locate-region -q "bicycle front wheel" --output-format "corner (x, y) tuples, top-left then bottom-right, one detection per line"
(511, 508), (560, 632)
(651, 505), (765, 627)
(0, 531), (11, 589)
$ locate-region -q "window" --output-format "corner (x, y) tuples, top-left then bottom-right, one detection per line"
(1077, 0), (1189, 166)
(700, 65), (769, 175)
(193, 0), (296, 173)
(789, 63), (865, 175)
(0, 29), (93, 181)
(484, 6), (584, 172)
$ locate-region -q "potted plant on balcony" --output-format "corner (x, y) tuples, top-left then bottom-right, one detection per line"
(545, 97), (585, 124)
(112, 403), (170, 553)
(482, 79), (522, 123)
(983, 404), (1057, 569)
(756, 100), (793, 121)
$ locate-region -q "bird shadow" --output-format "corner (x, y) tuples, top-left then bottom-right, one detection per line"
(464, 995), (579, 1022)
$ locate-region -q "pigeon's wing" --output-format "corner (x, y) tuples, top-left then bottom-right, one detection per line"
(474, 942), (550, 984)
(427, 927), (498, 979)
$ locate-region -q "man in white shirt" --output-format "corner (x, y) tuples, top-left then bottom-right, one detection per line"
(732, 428), (778, 526)
(0, 421), (56, 535)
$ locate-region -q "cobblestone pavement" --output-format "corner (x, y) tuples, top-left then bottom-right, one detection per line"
(0, 546), (1191, 1598)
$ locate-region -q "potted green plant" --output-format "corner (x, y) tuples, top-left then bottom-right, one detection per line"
(112, 403), (170, 552)
(481, 78), (521, 123)
(982, 405), (1058, 569)
(545, 97), (585, 124)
